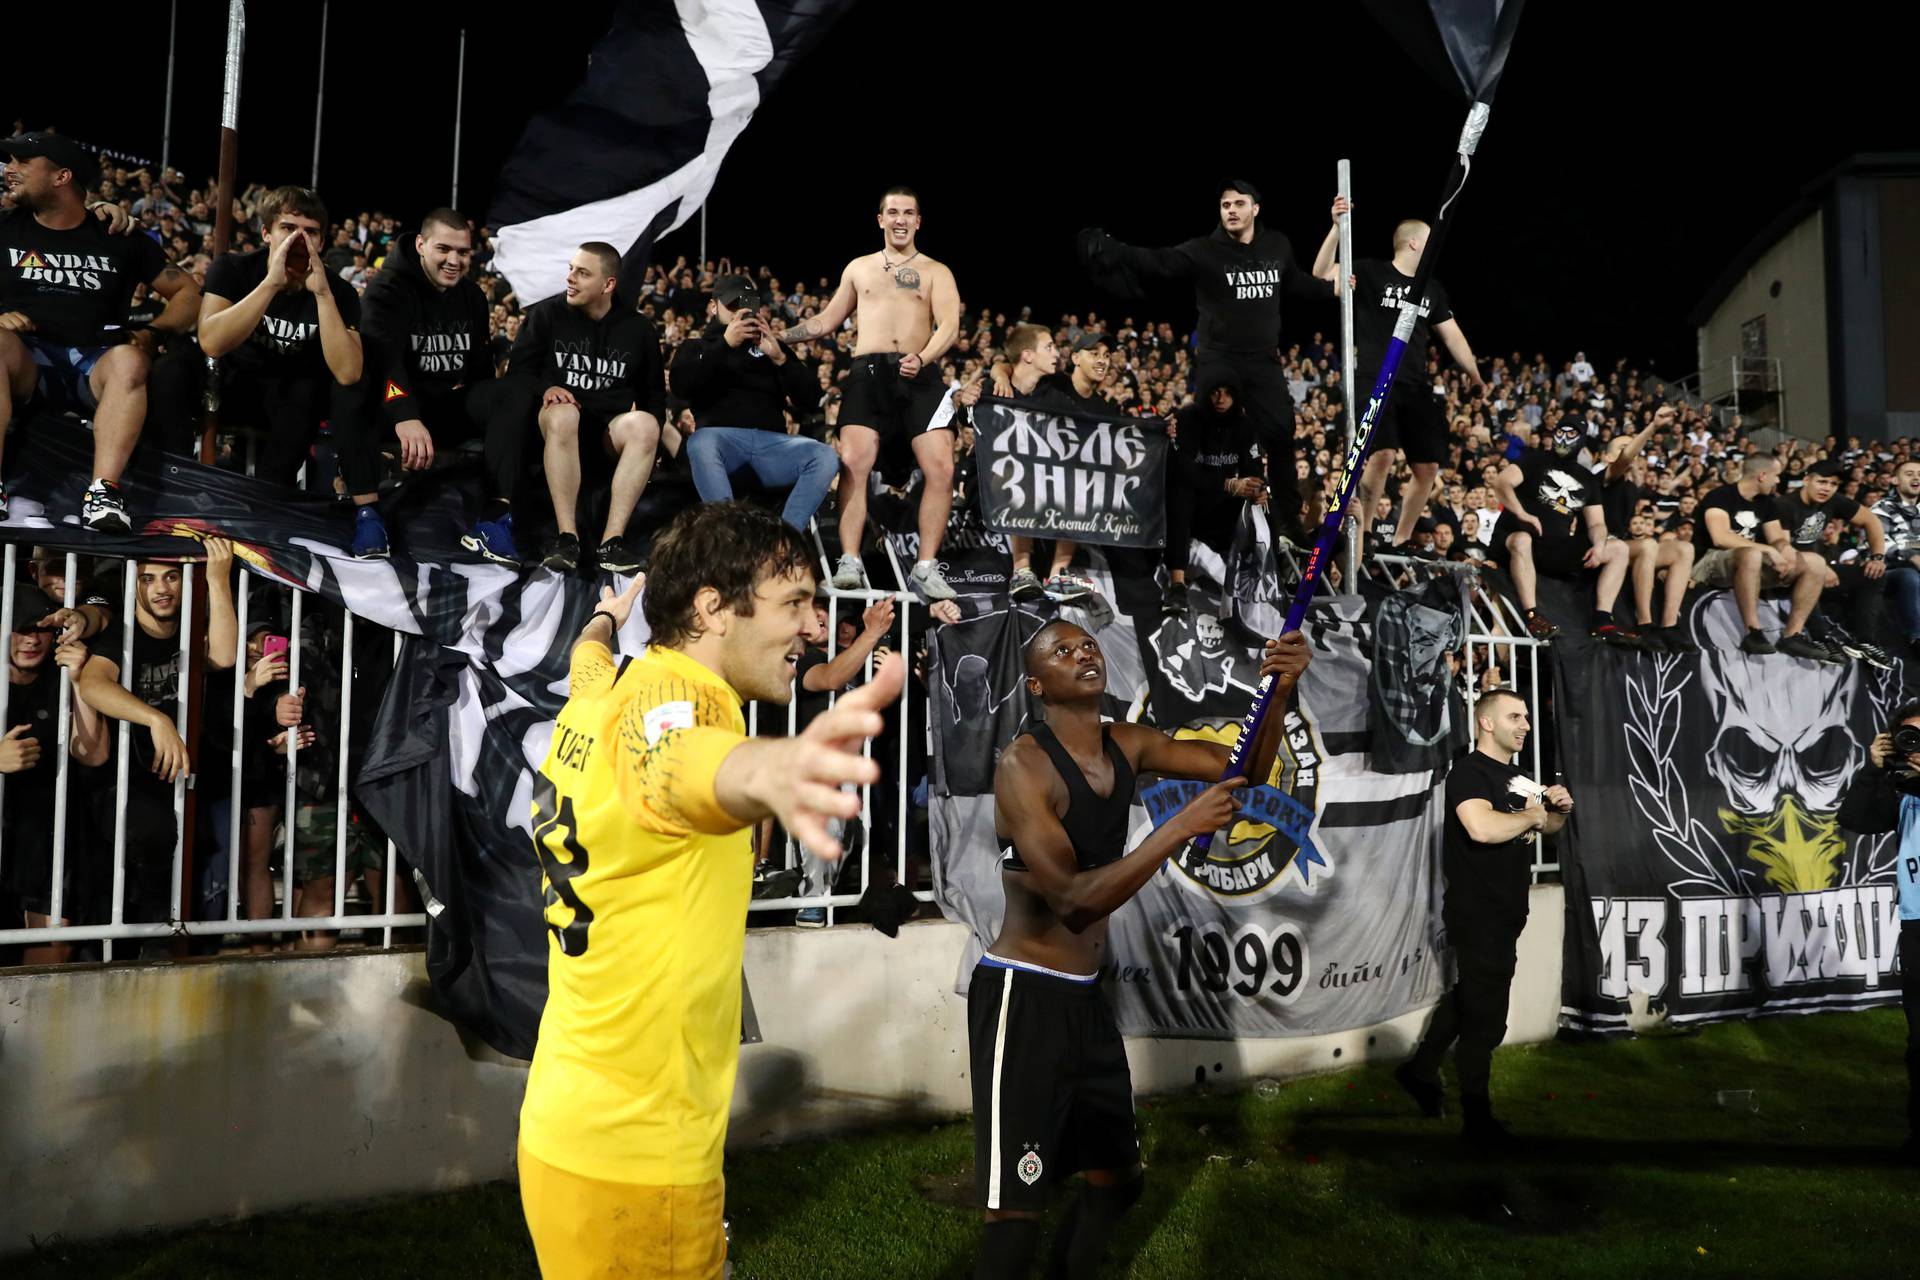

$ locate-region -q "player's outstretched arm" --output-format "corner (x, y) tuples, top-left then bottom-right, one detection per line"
(1120, 632), (1310, 786)
(714, 653), (907, 860)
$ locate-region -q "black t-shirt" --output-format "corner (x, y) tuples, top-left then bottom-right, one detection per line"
(1650, 491), (1681, 525)
(3, 668), (61, 804)
(130, 623), (181, 774)
(1030, 371), (1104, 413)
(1511, 446), (1598, 542)
(1352, 258), (1452, 374)
(1694, 483), (1779, 554)
(1443, 747), (1536, 929)
(1774, 492), (1858, 550)
(793, 647), (850, 732)
(1599, 473), (1639, 539)
(0, 205), (170, 347)
(204, 249), (361, 381)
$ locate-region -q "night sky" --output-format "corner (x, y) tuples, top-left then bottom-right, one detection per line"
(9, 2), (1908, 377)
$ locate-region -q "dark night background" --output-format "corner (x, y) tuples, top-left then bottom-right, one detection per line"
(7, 2), (1909, 378)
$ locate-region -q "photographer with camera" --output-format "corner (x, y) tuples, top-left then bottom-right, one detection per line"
(1836, 703), (1920, 1161)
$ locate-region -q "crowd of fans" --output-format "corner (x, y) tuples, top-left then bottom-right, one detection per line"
(4, 130), (1914, 961)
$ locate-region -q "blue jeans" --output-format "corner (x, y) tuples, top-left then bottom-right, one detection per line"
(1887, 566), (1920, 639)
(686, 427), (838, 531)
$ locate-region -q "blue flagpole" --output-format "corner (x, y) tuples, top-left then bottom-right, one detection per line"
(1185, 0), (1528, 865)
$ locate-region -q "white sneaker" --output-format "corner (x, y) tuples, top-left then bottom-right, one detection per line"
(830, 553), (868, 591)
(909, 560), (959, 602)
(1043, 572), (1097, 602)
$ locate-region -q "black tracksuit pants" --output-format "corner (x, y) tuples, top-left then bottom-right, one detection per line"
(1407, 910), (1525, 1102)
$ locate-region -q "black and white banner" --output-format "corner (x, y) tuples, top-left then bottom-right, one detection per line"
(488, 0), (854, 306)
(971, 398), (1169, 549)
(929, 513), (1450, 1038)
(1556, 592), (1913, 1033)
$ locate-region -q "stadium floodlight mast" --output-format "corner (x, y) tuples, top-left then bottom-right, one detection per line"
(1185, 0), (1530, 867)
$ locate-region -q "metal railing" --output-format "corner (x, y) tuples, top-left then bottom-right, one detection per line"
(0, 541), (425, 955)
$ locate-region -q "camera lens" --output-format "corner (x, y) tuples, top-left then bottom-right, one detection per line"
(1893, 725), (1920, 757)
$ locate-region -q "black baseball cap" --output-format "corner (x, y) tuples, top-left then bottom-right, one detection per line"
(711, 274), (764, 310)
(1808, 458), (1847, 478)
(2, 132), (99, 187)
(7, 579), (56, 633)
(1072, 331), (1115, 354)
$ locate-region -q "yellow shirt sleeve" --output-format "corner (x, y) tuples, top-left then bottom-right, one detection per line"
(614, 674), (747, 838)
(568, 640), (617, 699)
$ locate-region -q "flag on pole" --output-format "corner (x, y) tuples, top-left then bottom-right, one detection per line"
(488, 0), (855, 308)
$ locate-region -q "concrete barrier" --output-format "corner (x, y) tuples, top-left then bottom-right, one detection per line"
(0, 885), (1563, 1252)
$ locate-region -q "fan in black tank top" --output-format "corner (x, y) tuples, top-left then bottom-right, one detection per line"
(999, 722), (1134, 872)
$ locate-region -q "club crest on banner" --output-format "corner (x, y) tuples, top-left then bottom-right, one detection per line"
(1142, 708), (1329, 903)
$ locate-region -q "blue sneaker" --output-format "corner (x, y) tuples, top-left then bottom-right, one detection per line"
(462, 512), (521, 566)
(350, 506), (390, 560)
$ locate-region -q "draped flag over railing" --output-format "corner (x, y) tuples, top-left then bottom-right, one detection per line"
(488, 0), (855, 307)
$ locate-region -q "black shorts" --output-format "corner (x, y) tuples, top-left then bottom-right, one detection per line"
(1491, 512), (1587, 578)
(838, 353), (951, 444)
(1372, 382), (1449, 464)
(968, 959), (1139, 1212)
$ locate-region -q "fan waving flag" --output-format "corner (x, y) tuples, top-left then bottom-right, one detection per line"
(488, 0), (854, 307)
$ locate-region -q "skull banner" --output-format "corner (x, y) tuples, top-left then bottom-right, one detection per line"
(1554, 589), (1914, 1033)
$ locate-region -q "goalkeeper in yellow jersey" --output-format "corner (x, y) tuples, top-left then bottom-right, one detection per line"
(518, 501), (904, 1280)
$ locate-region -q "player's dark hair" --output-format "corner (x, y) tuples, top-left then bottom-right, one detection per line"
(419, 207), (470, 240)
(877, 185), (920, 214)
(577, 241), (622, 281)
(643, 502), (816, 649)
(1219, 177), (1262, 204)
(259, 185), (329, 232)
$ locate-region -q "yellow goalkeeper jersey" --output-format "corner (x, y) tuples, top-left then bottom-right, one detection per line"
(519, 641), (753, 1186)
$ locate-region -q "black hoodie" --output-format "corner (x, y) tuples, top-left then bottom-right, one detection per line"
(1172, 367), (1262, 497)
(669, 319), (819, 433)
(1079, 221), (1333, 357)
(509, 295), (667, 421)
(360, 229), (493, 428)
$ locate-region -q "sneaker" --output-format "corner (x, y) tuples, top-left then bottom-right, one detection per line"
(1393, 1062), (1446, 1119)
(81, 480), (131, 535)
(1659, 626), (1700, 654)
(0, 481), (9, 522)
(1591, 622), (1644, 650)
(908, 560), (958, 602)
(1739, 628), (1776, 656)
(596, 535), (644, 575)
(830, 553), (869, 591)
(1827, 626), (1897, 671)
(350, 506), (390, 560)
(461, 513), (521, 566)
(794, 907), (827, 929)
(1778, 631), (1838, 663)
(542, 533), (581, 574)
(1008, 566), (1044, 602)
(1524, 610), (1560, 642)
(1043, 572), (1097, 602)
(1162, 581), (1191, 617)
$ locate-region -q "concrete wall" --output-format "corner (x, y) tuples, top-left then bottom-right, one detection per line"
(1697, 209), (1829, 441)
(1, 886), (1563, 1253)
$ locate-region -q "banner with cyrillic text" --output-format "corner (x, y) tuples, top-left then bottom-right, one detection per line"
(971, 397), (1168, 548)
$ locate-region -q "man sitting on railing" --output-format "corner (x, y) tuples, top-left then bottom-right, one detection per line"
(198, 185), (388, 558)
(1489, 420), (1637, 647)
(73, 543), (237, 930)
(0, 133), (201, 532)
(4, 579), (109, 965)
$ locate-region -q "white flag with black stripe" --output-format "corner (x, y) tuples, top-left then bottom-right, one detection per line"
(489, 0), (854, 308)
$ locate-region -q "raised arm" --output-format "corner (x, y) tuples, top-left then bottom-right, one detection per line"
(997, 737), (1244, 933)
(304, 232), (362, 385)
(1118, 633), (1310, 787)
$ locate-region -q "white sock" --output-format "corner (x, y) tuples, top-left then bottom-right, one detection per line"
(915, 559), (931, 572)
